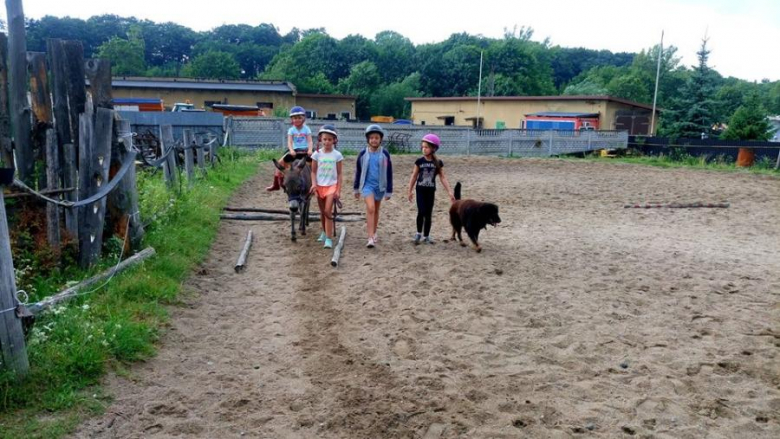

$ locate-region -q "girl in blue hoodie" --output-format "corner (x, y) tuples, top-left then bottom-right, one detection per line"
(354, 124), (393, 248)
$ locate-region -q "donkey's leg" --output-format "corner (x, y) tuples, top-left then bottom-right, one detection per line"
(290, 211), (297, 241)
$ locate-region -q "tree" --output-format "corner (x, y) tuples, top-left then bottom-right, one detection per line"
(338, 61), (381, 119)
(374, 31), (415, 83)
(662, 38), (721, 138)
(721, 92), (772, 141)
(182, 51), (241, 79)
(95, 26), (146, 76)
(370, 73), (422, 118)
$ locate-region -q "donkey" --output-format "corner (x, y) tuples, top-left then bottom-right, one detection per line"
(272, 158), (312, 241)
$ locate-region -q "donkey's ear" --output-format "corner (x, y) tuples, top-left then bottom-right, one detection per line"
(272, 159), (285, 171)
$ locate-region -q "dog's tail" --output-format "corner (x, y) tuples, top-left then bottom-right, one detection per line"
(454, 182), (461, 201)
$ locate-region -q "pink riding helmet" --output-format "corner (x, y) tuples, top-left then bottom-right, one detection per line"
(421, 133), (441, 150)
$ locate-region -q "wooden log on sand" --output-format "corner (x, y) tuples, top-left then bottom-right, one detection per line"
(331, 226), (346, 267)
(624, 202), (730, 209)
(220, 213), (363, 222)
(235, 230), (253, 273)
(223, 207), (364, 216)
(29, 247), (156, 315)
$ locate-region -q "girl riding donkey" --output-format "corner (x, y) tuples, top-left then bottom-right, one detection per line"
(310, 125), (344, 249)
(266, 106), (313, 191)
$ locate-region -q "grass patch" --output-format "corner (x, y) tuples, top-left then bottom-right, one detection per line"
(0, 148), (273, 439)
(566, 150), (780, 176)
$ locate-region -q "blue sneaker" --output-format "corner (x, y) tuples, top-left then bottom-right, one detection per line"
(324, 238), (333, 249)
(316, 231), (326, 242)
(413, 232), (422, 245)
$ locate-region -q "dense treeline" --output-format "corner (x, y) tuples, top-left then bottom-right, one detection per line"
(23, 15), (780, 138)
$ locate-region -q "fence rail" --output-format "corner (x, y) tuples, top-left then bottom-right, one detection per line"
(227, 117), (629, 156)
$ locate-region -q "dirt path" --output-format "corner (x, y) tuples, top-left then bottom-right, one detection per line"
(74, 156), (780, 438)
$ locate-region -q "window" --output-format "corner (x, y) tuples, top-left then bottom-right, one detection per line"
(326, 113), (337, 120)
(421, 121), (426, 125)
(443, 116), (455, 126)
(305, 110), (317, 119)
(256, 102), (274, 109)
(341, 111), (351, 120)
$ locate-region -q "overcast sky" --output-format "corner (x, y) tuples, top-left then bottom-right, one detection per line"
(4, 0), (779, 82)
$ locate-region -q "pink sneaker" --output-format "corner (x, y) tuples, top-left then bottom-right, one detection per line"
(366, 237), (375, 248)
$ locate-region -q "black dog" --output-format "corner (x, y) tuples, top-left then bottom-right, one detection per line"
(449, 182), (501, 252)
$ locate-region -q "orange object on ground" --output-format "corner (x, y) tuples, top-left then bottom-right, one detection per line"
(736, 148), (755, 167)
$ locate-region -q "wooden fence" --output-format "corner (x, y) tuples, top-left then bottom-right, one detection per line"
(0, 0), (219, 378)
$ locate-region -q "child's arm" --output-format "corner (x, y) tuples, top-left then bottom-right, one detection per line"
(309, 160), (319, 194)
(306, 134), (313, 155)
(336, 160), (343, 198)
(353, 150), (363, 199)
(438, 167), (456, 203)
(385, 151), (393, 200)
(287, 134), (295, 155)
(407, 166), (419, 202)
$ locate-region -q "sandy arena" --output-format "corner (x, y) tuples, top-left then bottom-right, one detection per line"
(74, 156), (780, 438)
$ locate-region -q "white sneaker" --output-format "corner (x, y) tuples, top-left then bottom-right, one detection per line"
(366, 237), (375, 248)
(413, 232), (422, 244)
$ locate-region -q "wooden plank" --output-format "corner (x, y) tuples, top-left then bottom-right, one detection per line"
(108, 118), (143, 250)
(84, 58), (113, 110)
(46, 39), (72, 147)
(28, 51), (53, 190)
(234, 230), (253, 273)
(0, 190), (29, 376)
(220, 213), (362, 222)
(78, 108), (113, 267)
(45, 129), (61, 252)
(182, 129), (195, 184)
(29, 247), (156, 315)
(62, 41), (87, 147)
(223, 207), (364, 216)
(6, 0), (34, 184)
(159, 125), (178, 189)
(62, 142), (78, 237)
(196, 136), (206, 171)
(330, 226), (346, 267)
(3, 186), (74, 200)
(0, 34), (13, 167)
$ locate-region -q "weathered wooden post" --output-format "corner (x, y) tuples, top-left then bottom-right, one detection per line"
(29, 52), (62, 251)
(0, 168), (29, 377)
(45, 129), (61, 251)
(196, 135), (206, 172)
(5, 0), (34, 184)
(182, 129), (195, 184)
(0, 34), (13, 167)
(84, 58), (112, 111)
(108, 118), (143, 250)
(78, 108), (113, 267)
(159, 125), (178, 189)
(61, 41), (87, 239)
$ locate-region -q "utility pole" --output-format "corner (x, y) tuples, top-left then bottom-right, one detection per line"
(650, 30), (664, 136)
(476, 50), (483, 129)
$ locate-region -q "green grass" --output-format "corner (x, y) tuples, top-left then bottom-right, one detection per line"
(0, 147), (273, 439)
(563, 150), (780, 176)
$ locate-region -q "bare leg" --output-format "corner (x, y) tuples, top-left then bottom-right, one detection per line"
(373, 199), (382, 237)
(364, 195), (377, 238)
(323, 194), (335, 239)
(317, 196), (326, 232)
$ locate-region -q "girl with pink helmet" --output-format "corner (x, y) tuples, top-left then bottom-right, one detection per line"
(406, 133), (455, 244)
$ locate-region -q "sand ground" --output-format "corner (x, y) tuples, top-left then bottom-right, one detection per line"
(74, 156), (780, 438)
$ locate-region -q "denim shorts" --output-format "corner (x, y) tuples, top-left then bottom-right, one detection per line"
(361, 185), (385, 200)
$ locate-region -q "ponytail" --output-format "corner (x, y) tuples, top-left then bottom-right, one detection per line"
(431, 152), (442, 175)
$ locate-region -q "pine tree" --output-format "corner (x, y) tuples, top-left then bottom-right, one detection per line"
(721, 92), (772, 141)
(663, 38), (721, 138)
